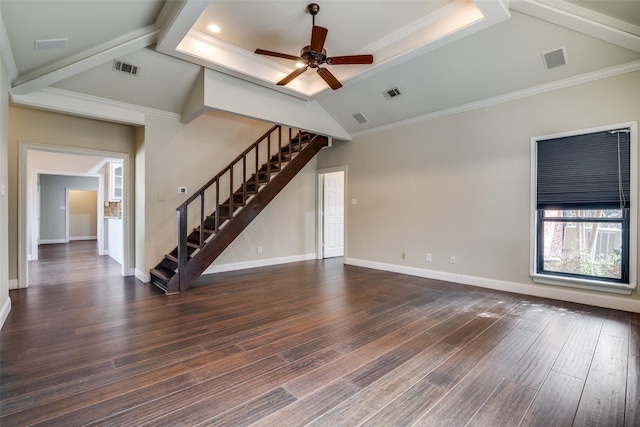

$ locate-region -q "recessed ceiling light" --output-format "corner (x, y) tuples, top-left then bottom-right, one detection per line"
(295, 62), (305, 68)
(207, 24), (221, 34)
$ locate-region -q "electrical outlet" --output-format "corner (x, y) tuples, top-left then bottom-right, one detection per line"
(401, 252), (406, 259)
(257, 246), (262, 254)
(158, 193), (164, 202)
(427, 253), (432, 262)
(450, 256), (456, 264)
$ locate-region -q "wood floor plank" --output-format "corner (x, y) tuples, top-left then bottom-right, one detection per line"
(601, 309), (631, 339)
(307, 342), (458, 426)
(505, 306), (580, 390)
(466, 380), (537, 427)
(573, 334), (628, 426)
(253, 379), (360, 427)
(143, 349), (341, 426)
(350, 306), (516, 426)
(197, 387), (297, 427)
(520, 370), (584, 427)
(413, 328), (538, 426)
(626, 353), (639, 427)
(551, 310), (604, 380)
(88, 354), (288, 426)
(1, 241), (637, 426)
(1, 372), (197, 426)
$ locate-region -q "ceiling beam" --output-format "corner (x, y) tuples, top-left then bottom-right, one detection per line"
(510, 0), (640, 53)
(0, 6), (19, 82)
(10, 26), (159, 96)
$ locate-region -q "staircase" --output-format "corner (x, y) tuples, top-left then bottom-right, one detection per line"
(150, 125), (328, 294)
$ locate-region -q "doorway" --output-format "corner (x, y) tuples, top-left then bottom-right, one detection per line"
(317, 167), (346, 259)
(18, 142), (131, 289)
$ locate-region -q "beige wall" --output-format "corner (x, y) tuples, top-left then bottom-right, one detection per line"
(69, 190), (98, 239)
(7, 106), (136, 280)
(142, 111), (318, 274)
(318, 71), (640, 308)
(1, 54), (10, 327)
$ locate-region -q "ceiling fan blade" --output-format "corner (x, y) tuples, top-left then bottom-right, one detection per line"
(255, 49), (301, 62)
(317, 67), (342, 90)
(310, 25), (328, 53)
(327, 55), (374, 65)
(277, 66), (308, 86)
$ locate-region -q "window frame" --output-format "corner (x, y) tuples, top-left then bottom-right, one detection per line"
(530, 122), (638, 295)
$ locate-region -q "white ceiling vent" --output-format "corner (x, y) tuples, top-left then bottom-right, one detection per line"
(113, 60), (140, 76)
(542, 48), (567, 70)
(34, 38), (68, 50)
(382, 87), (402, 100)
(353, 112), (369, 124)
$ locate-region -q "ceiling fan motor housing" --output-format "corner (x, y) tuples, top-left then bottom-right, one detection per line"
(300, 45), (327, 67)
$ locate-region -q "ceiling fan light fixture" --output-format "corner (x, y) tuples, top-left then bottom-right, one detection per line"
(295, 62), (306, 68)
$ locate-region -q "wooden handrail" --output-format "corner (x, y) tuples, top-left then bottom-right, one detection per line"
(178, 124), (280, 208)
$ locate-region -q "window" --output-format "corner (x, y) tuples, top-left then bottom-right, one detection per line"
(531, 123), (637, 294)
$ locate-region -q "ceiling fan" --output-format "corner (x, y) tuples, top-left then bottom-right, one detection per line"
(254, 3), (374, 90)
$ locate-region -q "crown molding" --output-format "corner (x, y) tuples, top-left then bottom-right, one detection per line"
(510, 0), (640, 53)
(351, 60), (640, 138)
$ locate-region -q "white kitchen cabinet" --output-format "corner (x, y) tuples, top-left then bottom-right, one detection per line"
(109, 163), (123, 201)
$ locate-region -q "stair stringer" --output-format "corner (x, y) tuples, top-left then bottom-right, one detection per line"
(165, 134), (329, 293)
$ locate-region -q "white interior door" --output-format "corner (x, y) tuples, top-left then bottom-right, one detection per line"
(323, 171), (344, 258)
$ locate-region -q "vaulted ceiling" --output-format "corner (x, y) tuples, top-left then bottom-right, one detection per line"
(1, 0), (639, 136)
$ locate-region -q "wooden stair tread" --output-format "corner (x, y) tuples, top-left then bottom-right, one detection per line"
(150, 267), (174, 282)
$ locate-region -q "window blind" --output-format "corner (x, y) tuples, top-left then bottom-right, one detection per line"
(536, 129), (631, 209)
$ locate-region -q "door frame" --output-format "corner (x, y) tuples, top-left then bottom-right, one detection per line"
(18, 141), (132, 288)
(316, 165), (347, 260)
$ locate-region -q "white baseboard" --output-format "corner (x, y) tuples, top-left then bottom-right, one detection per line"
(8, 279), (19, 290)
(0, 297), (11, 330)
(203, 253), (317, 275)
(69, 236), (97, 241)
(137, 254), (316, 285)
(345, 258), (640, 313)
(39, 239), (67, 244)
(136, 269), (151, 283)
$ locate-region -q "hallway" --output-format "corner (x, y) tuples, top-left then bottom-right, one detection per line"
(28, 241), (124, 287)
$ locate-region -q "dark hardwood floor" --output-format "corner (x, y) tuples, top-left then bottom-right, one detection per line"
(1, 241), (638, 426)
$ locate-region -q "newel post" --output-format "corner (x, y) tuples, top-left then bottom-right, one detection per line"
(177, 204), (188, 291)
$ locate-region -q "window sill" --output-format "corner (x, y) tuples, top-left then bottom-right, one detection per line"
(532, 274), (635, 295)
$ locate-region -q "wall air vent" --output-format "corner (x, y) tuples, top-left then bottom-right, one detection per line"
(382, 87), (402, 100)
(542, 47), (567, 70)
(113, 60), (140, 76)
(353, 112), (369, 124)
(34, 38), (68, 50)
